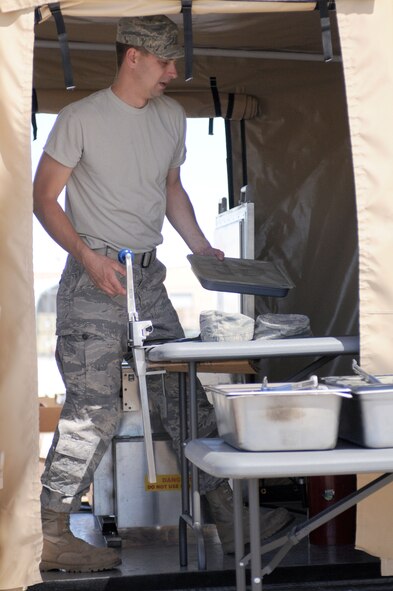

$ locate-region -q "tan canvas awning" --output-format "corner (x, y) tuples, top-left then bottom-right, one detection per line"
(35, 87), (259, 118)
(1, 1), (316, 15)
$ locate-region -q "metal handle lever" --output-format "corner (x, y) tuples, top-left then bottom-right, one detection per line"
(261, 375), (318, 391)
(352, 359), (381, 384)
(119, 248), (157, 483)
(118, 249), (138, 322)
(133, 347), (157, 483)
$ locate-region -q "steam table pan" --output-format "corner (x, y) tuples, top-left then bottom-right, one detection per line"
(187, 255), (294, 297)
(208, 383), (349, 452)
(325, 375), (393, 448)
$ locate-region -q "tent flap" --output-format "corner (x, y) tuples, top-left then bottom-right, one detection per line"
(0, 9), (42, 590)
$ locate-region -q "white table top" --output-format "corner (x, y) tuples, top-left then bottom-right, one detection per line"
(185, 438), (393, 479)
(146, 336), (359, 363)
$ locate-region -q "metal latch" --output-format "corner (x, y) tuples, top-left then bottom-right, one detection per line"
(122, 365), (166, 412)
(121, 366), (141, 412)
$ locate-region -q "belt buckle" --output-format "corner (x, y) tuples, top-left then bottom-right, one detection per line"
(141, 251), (152, 268)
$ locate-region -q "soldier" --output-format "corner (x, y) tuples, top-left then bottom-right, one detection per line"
(33, 14), (291, 573)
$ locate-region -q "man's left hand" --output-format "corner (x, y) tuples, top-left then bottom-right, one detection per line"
(193, 245), (224, 260)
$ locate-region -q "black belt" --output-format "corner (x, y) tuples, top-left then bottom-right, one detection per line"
(95, 246), (157, 268)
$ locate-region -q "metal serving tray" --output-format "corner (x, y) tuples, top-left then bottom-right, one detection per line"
(187, 255), (294, 297)
(208, 383), (348, 452)
(325, 375), (393, 448)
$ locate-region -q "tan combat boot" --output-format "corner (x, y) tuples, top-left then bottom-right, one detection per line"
(41, 508), (121, 572)
(205, 481), (293, 554)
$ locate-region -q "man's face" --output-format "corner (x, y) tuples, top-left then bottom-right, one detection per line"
(134, 51), (178, 99)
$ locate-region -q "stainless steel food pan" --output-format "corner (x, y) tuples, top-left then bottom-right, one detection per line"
(325, 375), (393, 448)
(209, 384), (348, 452)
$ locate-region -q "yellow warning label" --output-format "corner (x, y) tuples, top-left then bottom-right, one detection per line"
(145, 474), (181, 492)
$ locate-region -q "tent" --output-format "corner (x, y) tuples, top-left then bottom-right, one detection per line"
(1, 0), (393, 588)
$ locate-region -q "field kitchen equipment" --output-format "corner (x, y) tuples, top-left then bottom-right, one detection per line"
(324, 360), (393, 448)
(214, 201), (255, 317)
(208, 377), (351, 452)
(188, 254), (294, 299)
(93, 249), (182, 535)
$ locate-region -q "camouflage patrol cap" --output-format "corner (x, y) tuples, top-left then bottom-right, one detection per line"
(116, 15), (184, 60)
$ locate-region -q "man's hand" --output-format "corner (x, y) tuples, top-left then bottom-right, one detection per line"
(81, 250), (127, 297)
(193, 244), (225, 261)
(33, 153), (128, 295)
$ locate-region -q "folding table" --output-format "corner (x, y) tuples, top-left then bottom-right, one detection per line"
(146, 336), (359, 569)
(185, 437), (393, 591)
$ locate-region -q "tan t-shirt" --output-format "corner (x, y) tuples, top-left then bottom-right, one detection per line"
(44, 88), (186, 252)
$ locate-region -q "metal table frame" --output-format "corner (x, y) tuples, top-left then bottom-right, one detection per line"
(185, 438), (393, 591)
(146, 336), (359, 570)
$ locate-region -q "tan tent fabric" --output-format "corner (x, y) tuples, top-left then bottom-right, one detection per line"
(336, 0), (393, 574)
(337, 0), (393, 375)
(0, 454), (4, 491)
(1, 1), (316, 17)
(184, 1), (316, 15)
(0, 8), (42, 590)
(227, 57), (358, 381)
(36, 88), (259, 119)
(172, 92), (259, 119)
(356, 474), (393, 576)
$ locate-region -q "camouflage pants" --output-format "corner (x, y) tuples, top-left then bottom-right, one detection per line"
(41, 251), (222, 512)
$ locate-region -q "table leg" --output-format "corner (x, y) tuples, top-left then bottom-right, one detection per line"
(179, 372), (189, 567)
(233, 479), (247, 591)
(188, 361), (198, 440)
(249, 478), (262, 591)
(189, 361), (206, 569)
(189, 361), (200, 527)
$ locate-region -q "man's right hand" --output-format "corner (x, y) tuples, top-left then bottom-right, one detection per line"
(81, 250), (127, 297)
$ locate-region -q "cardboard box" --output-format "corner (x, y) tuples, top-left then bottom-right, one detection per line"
(39, 397), (62, 433)
(39, 397), (63, 462)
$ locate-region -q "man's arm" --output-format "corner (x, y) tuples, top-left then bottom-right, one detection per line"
(166, 167), (224, 259)
(33, 152), (126, 296)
